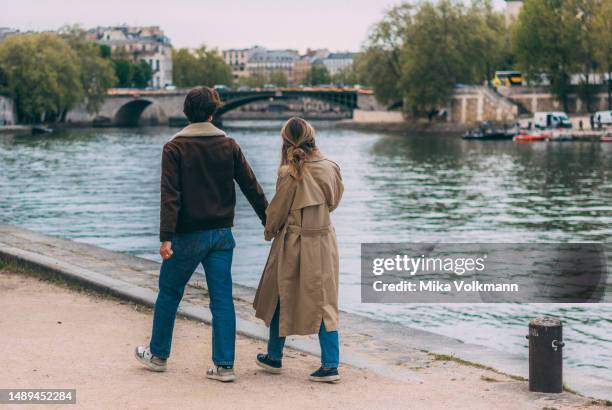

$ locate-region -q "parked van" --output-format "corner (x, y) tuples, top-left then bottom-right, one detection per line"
(594, 110), (612, 126)
(533, 112), (572, 129)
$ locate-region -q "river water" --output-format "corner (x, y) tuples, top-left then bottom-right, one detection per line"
(1, 120), (611, 382)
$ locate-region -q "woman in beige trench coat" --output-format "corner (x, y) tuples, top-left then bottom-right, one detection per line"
(254, 117), (344, 382)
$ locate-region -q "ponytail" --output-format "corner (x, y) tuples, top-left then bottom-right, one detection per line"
(279, 117), (317, 180)
(286, 146), (307, 179)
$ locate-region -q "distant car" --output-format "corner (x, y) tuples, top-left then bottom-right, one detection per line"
(263, 84), (276, 89)
(237, 86), (251, 92)
(164, 84), (177, 90)
(594, 110), (612, 126)
(214, 85), (230, 92)
(533, 111), (572, 129)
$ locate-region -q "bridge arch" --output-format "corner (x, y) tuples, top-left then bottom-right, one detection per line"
(216, 93), (277, 117)
(215, 90), (358, 118)
(113, 99), (163, 126)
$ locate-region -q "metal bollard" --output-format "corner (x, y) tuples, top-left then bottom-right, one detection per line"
(527, 317), (564, 393)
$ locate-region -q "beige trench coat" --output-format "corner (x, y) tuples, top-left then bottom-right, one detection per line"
(253, 153), (344, 337)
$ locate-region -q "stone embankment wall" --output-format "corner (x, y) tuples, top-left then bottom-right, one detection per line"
(448, 86), (518, 124)
(498, 85), (611, 114)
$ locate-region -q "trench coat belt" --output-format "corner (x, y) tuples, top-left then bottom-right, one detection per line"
(286, 225), (332, 236)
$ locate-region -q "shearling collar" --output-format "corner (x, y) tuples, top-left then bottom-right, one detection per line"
(171, 122), (226, 139)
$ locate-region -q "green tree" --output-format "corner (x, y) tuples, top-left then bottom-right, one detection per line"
(404, 1), (507, 115)
(98, 44), (112, 59)
(307, 64), (331, 85)
(331, 63), (359, 86)
(172, 48), (200, 86)
(566, 0), (600, 112)
(592, 0), (612, 109)
(61, 27), (116, 113)
(269, 70), (288, 87)
(512, 0), (584, 111)
(359, 1), (509, 116)
(132, 60), (153, 88)
(113, 60), (133, 87)
(356, 3), (412, 104)
(0, 33), (83, 123)
(172, 46), (232, 87)
(237, 73), (266, 88)
(401, 1), (467, 115)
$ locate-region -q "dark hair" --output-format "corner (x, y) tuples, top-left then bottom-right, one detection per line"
(183, 87), (222, 123)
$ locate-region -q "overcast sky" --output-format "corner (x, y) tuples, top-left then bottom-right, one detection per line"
(2, 0), (506, 52)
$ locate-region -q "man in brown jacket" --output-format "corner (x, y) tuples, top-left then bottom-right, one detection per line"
(135, 87), (268, 382)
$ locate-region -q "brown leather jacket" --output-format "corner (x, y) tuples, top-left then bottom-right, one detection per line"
(159, 122), (268, 241)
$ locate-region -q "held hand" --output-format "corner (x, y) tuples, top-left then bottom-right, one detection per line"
(159, 241), (173, 260)
(264, 230), (273, 242)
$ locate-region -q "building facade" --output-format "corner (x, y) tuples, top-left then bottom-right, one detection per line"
(321, 52), (354, 76)
(221, 46), (356, 86)
(222, 48), (254, 81)
(246, 47), (300, 85)
(292, 58), (312, 85)
(0, 27), (21, 41)
(88, 25), (173, 88)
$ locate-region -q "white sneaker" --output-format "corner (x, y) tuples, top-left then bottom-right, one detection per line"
(206, 365), (236, 382)
(134, 346), (167, 372)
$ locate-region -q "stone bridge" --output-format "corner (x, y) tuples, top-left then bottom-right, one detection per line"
(85, 88), (376, 126)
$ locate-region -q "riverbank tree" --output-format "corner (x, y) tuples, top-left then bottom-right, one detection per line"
(331, 62), (361, 87)
(0, 33), (83, 123)
(60, 27), (116, 113)
(592, 0), (612, 109)
(106, 43), (153, 89)
(512, 0), (611, 112)
(305, 65), (331, 86)
(172, 46), (232, 87)
(358, 1), (507, 118)
(0, 32), (116, 123)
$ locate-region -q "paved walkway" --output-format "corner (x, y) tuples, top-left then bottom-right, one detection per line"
(0, 223), (609, 403)
(5, 270), (602, 409)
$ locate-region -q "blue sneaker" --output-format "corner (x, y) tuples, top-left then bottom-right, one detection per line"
(309, 366), (340, 383)
(256, 354), (282, 374)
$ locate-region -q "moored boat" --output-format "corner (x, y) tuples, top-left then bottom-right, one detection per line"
(462, 122), (516, 140)
(513, 131), (549, 142)
(31, 126), (54, 134)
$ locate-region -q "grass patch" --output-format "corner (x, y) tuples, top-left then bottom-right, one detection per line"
(427, 352), (529, 382)
(588, 399), (612, 407)
(480, 375), (500, 382)
(429, 353), (496, 372)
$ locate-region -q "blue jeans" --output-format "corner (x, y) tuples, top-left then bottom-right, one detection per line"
(267, 303), (340, 368)
(150, 228), (236, 366)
